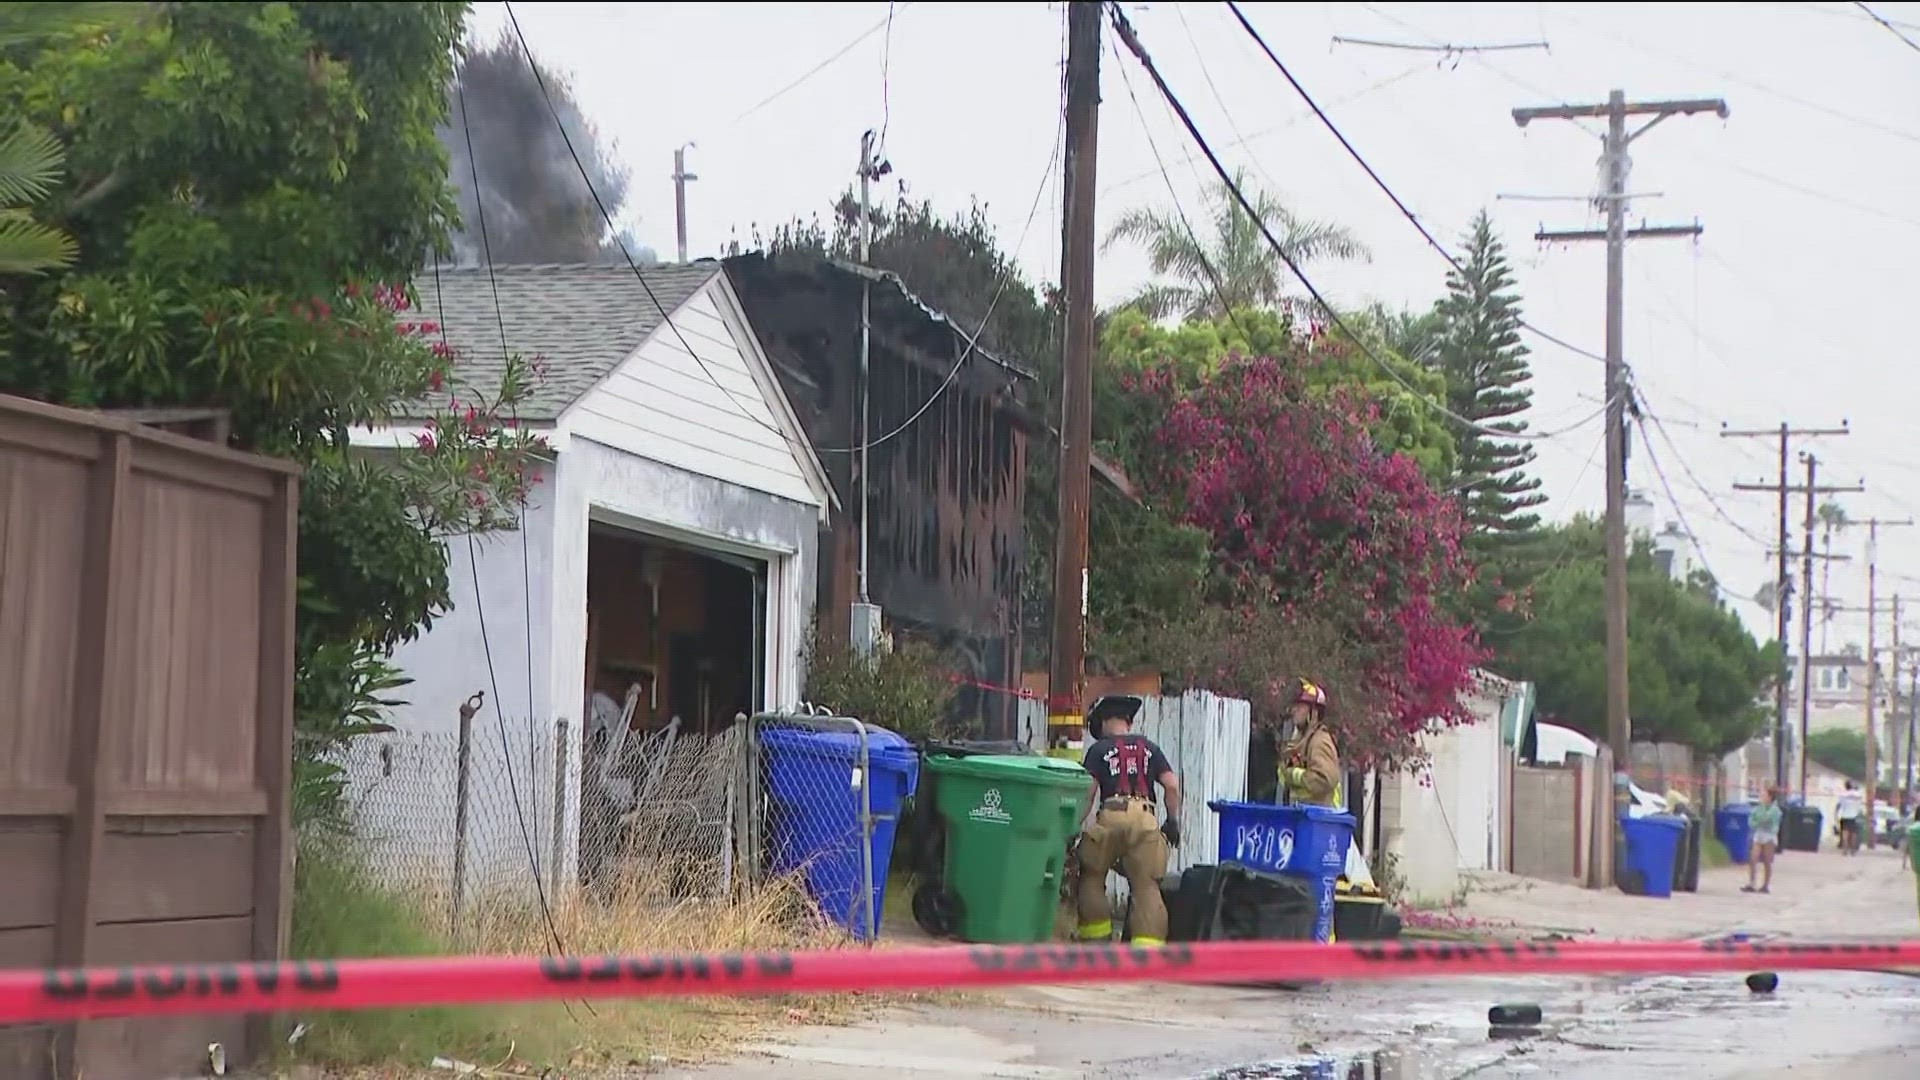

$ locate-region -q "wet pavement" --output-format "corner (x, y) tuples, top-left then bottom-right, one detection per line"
(671, 966), (1920, 1078)
(1188, 969), (1920, 1079)
(674, 849), (1920, 1079)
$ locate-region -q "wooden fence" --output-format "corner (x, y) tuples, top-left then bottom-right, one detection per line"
(0, 394), (299, 1080)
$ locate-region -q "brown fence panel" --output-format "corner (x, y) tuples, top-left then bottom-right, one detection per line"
(0, 394), (298, 1080)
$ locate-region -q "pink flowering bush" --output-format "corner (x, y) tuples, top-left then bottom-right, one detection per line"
(1127, 349), (1485, 765)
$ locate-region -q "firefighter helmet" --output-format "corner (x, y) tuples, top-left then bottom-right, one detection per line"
(1288, 678), (1329, 710)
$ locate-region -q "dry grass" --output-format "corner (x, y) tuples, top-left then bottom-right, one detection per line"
(283, 848), (932, 1078)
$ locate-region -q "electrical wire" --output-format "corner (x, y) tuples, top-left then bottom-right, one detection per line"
(449, 82), (584, 988)
(1634, 415), (1770, 607)
(811, 108), (1063, 455)
(731, 3), (917, 126)
(1856, 1), (1920, 52)
(503, 2), (810, 461)
(1634, 391), (1775, 549)
(1110, 27), (1260, 345)
(1106, 5), (1607, 443)
(1101, 62), (1430, 196)
(1226, 1), (1611, 368)
(877, 1), (898, 152)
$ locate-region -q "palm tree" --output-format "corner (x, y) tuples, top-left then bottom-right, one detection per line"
(0, 3), (131, 275)
(1103, 167), (1369, 321)
(1817, 499), (1850, 651)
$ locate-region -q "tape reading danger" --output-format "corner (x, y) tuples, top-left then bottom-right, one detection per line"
(1, 939), (1913, 1024)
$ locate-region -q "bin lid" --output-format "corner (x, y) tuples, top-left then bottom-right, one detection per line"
(1623, 813), (1690, 831)
(926, 753), (1091, 788)
(760, 723), (918, 765)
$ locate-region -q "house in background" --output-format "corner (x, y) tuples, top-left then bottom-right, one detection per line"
(726, 252), (1036, 737)
(346, 260), (834, 895)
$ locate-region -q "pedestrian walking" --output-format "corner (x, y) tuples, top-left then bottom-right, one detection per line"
(1744, 787), (1783, 894)
(1836, 781), (1865, 855)
(1075, 694), (1183, 946)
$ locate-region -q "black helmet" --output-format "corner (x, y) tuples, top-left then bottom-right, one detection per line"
(1087, 695), (1144, 734)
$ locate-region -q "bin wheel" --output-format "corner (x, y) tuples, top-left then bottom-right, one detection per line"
(912, 883), (963, 938)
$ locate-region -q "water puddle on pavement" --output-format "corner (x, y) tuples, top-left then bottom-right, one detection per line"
(1194, 1046), (1464, 1079)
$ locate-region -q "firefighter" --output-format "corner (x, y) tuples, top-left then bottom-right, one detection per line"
(1281, 677), (1342, 808)
(1075, 694), (1183, 946)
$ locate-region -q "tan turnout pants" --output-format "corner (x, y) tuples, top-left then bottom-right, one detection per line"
(1075, 797), (1171, 944)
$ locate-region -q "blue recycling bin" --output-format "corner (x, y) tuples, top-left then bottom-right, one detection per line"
(1618, 813), (1688, 898)
(761, 724), (920, 939)
(1210, 801), (1355, 943)
(1715, 803), (1754, 865)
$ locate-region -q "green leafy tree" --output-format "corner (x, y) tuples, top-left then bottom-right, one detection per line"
(1491, 519), (1780, 754)
(0, 3), (133, 274)
(0, 2), (544, 827)
(1432, 211), (1545, 540)
(1099, 306), (1456, 482)
(1807, 728), (1868, 782)
(1104, 167), (1369, 320)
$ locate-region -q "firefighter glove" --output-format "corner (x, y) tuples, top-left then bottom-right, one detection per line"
(1160, 818), (1182, 848)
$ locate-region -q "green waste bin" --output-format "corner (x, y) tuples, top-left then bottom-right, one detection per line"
(1909, 822), (1920, 924)
(917, 754), (1093, 944)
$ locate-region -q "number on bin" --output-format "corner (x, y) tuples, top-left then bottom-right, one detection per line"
(1233, 824), (1294, 869)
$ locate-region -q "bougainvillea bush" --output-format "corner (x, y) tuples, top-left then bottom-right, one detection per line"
(1125, 341), (1485, 766)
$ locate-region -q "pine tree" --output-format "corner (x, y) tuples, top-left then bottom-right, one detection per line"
(1434, 210), (1546, 540)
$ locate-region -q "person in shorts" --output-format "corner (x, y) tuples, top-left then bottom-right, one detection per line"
(1836, 781), (1865, 854)
(1743, 787), (1782, 894)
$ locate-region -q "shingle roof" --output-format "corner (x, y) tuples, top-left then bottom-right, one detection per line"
(404, 261), (722, 421)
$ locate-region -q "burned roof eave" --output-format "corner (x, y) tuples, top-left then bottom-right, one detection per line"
(825, 258), (1039, 383)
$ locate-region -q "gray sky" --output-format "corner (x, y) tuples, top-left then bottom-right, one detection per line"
(478, 1), (1920, 651)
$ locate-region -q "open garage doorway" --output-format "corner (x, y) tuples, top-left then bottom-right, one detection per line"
(579, 523), (767, 893)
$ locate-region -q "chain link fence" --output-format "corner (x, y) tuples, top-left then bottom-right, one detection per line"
(331, 707), (908, 942)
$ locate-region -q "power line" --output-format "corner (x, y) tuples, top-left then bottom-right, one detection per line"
(1856, 1), (1920, 52)
(503, 1), (806, 456)
(814, 88), (1065, 454)
(1101, 62), (1430, 195)
(1225, 1), (1610, 368)
(732, 3), (917, 126)
(1110, 21), (1260, 343)
(440, 85), (583, 1005)
(1106, 5), (1608, 443)
(1635, 392), (1775, 549)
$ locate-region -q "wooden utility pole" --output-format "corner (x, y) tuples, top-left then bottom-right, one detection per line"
(1515, 91), (1727, 787)
(1047, 0), (1101, 754)
(1730, 429), (1856, 790)
(1907, 661), (1918, 814)
(672, 144), (697, 264)
(1861, 517), (1912, 843)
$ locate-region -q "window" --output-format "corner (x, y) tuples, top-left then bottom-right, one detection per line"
(1837, 667), (1852, 691)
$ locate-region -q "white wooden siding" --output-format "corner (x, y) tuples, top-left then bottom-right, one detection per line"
(561, 284), (819, 507)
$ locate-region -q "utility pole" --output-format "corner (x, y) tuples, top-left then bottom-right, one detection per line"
(1860, 517), (1912, 842)
(1907, 662), (1918, 815)
(1728, 419), (1853, 790)
(1047, 1), (1100, 755)
(850, 131), (890, 656)
(672, 144), (697, 264)
(1515, 91), (1727, 791)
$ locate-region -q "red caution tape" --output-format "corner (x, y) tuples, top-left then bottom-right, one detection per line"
(2, 939), (1916, 1024)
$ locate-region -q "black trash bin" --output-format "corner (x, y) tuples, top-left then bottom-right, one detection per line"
(1672, 810), (1703, 893)
(1782, 803), (1825, 853)
(1157, 863), (1315, 942)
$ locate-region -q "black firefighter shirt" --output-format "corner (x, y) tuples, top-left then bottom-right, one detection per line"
(1083, 734), (1174, 803)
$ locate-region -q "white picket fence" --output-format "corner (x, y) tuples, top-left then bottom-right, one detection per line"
(1019, 691), (1252, 908)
